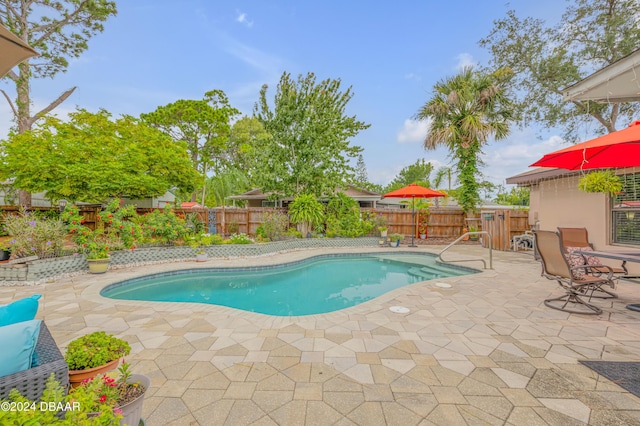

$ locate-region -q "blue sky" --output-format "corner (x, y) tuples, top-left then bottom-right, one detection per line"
(1, 0), (573, 189)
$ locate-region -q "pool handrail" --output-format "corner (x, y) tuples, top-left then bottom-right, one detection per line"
(436, 231), (493, 269)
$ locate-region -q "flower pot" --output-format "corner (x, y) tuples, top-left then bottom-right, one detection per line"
(196, 253), (207, 262)
(380, 230), (388, 238)
(118, 374), (151, 426)
(87, 257), (110, 274)
(391, 240), (400, 247)
(69, 358), (120, 388)
(419, 234), (426, 240)
(0, 249), (10, 261)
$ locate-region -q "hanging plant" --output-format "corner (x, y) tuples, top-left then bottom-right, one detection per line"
(578, 170), (623, 195)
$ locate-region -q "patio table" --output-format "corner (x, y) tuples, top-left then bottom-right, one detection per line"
(577, 250), (640, 312)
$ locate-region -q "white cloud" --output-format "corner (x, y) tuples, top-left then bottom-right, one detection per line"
(481, 130), (566, 185)
(236, 11), (254, 28)
(397, 119), (430, 144)
(455, 53), (477, 71)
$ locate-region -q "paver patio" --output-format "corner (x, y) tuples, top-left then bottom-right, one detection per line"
(2, 245), (640, 425)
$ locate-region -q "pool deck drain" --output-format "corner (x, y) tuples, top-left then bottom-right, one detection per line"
(2, 245), (640, 425)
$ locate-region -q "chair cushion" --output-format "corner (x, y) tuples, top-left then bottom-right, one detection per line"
(566, 246), (603, 267)
(0, 319), (41, 377)
(0, 294), (42, 326)
(564, 248), (588, 280)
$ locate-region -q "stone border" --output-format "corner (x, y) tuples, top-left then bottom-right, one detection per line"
(0, 238), (379, 285)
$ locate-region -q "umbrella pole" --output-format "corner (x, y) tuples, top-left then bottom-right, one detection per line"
(409, 196), (417, 247)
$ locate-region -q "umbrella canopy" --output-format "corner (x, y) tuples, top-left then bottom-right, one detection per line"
(383, 183), (446, 199)
(530, 120), (640, 170)
(0, 24), (38, 77)
(383, 184), (445, 247)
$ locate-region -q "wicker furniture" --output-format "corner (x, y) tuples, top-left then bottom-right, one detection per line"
(0, 322), (69, 401)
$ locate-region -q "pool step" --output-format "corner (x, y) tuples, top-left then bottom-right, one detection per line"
(407, 266), (466, 280)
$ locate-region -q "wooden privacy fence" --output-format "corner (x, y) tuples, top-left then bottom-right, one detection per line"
(0, 205), (531, 251)
(480, 209), (530, 251)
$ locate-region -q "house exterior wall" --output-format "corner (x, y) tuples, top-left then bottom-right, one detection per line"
(533, 175), (609, 246)
(529, 174), (640, 274)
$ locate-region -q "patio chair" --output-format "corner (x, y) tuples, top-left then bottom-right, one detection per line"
(533, 230), (615, 315)
(0, 322), (69, 401)
(558, 227), (626, 296)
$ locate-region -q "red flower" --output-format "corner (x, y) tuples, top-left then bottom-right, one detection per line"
(100, 395), (107, 403)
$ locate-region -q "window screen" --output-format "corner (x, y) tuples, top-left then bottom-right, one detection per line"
(612, 173), (640, 246)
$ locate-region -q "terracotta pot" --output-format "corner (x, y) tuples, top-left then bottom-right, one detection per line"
(68, 358), (120, 388)
(87, 257), (110, 274)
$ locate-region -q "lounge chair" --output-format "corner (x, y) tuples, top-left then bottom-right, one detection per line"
(533, 230), (615, 315)
(0, 322), (69, 401)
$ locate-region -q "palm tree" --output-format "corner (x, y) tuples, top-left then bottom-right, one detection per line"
(416, 67), (512, 215)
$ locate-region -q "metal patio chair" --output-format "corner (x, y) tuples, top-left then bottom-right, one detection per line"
(533, 230), (615, 315)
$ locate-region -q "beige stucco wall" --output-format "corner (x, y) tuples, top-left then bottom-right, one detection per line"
(529, 174), (640, 274)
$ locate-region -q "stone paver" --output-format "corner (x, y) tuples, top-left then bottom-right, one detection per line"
(3, 246), (640, 425)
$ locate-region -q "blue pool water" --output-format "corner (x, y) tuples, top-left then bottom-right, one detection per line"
(101, 254), (474, 316)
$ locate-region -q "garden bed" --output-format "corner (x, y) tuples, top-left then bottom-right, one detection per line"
(0, 237), (379, 285)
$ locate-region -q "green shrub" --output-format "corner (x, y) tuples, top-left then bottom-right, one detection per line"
(259, 210), (289, 240)
(4, 209), (67, 258)
(229, 233), (253, 244)
(288, 194), (325, 236)
(325, 193), (374, 237)
(141, 206), (190, 244)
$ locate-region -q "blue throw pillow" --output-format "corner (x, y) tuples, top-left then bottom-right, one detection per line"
(0, 294), (42, 326)
(0, 319), (41, 377)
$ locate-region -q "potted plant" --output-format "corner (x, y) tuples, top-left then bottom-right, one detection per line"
(378, 226), (388, 238)
(578, 170), (623, 195)
(417, 206), (430, 239)
(468, 225), (479, 241)
(85, 233), (111, 273)
(0, 374), (122, 425)
(65, 331), (131, 388)
(70, 361), (150, 426)
(189, 233), (213, 262)
(389, 233), (404, 247)
(0, 241), (10, 261)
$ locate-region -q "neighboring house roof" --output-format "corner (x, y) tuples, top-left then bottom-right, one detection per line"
(563, 48), (640, 102)
(228, 185), (382, 202)
(181, 202), (202, 208)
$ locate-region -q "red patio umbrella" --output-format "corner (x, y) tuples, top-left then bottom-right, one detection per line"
(530, 120), (640, 170)
(383, 183), (446, 247)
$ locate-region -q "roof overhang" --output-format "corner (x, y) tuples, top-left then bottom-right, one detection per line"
(563, 49), (640, 102)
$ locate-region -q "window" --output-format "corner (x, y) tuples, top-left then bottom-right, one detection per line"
(612, 172), (640, 246)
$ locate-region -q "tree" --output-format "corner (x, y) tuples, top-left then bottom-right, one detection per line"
(0, 0), (118, 205)
(433, 166), (455, 190)
(227, 116), (271, 185)
(479, 0), (640, 142)
(253, 72), (369, 198)
(354, 154), (368, 185)
(495, 187), (530, 206)
(141, 90), (240, 202)
(384, 158), (433, 193)
(416, 67), (512, 215)
(0, 109), (199, 203)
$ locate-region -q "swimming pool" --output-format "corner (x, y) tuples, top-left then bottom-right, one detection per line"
(101, 253), (475, 316)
